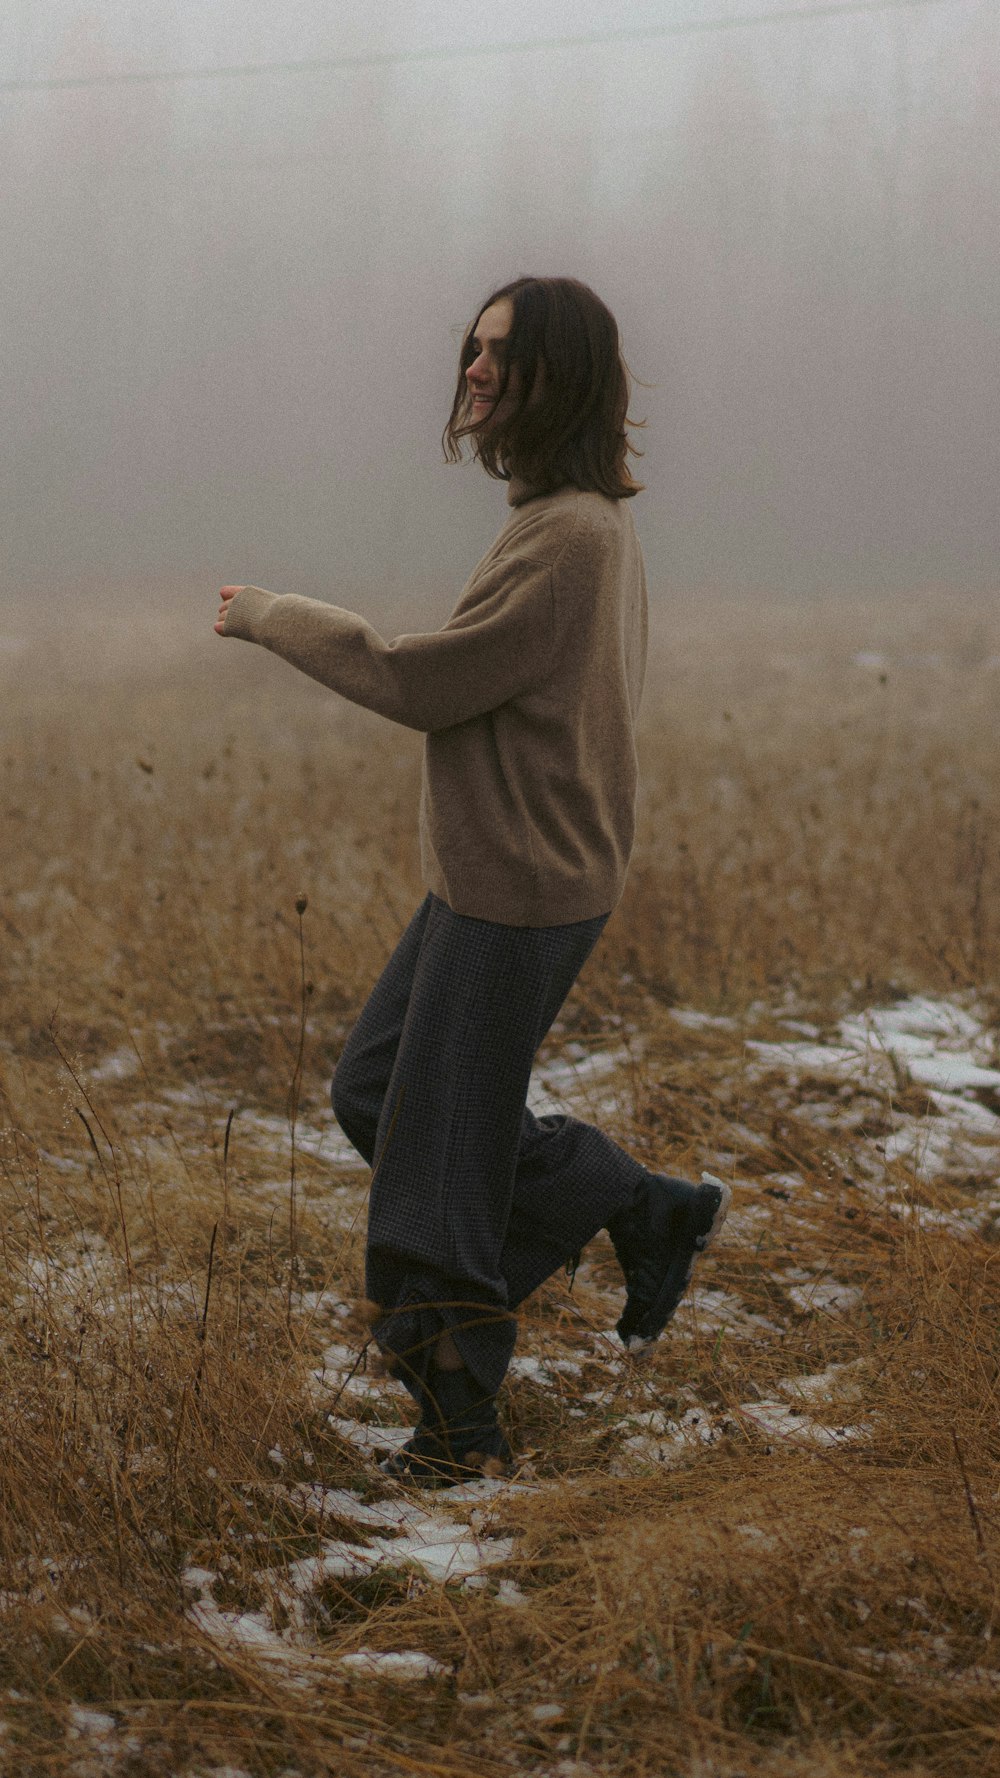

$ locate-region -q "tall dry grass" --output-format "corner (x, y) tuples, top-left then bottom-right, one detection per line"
(0, 588), (997, 1777)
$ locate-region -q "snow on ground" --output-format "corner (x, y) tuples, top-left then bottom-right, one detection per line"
(776, 1359), (865, 1404)
(88, 1045), (142, 1084)
(668, 1008), (740, 1032)
(337, 1648), (448, 1679)
(616, 1403), (727, 1468)
(778, 1268), (865, 1317)
(13, 990), (997, 1692)
(736, 1401), (871, 1448)
(233, 1106), (360, 1169)
(76, 988), (997, 1207)
(180, 1478), (520, 1686)
(671, 1285), (783, 1340)
(527, 1041), (635, 1120)
(747, 993), (1000, 1201)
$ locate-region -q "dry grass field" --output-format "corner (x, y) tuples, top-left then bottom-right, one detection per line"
(1, 588), (998, 1778)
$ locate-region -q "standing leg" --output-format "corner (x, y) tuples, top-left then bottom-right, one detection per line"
(362, 897), (610, 1401)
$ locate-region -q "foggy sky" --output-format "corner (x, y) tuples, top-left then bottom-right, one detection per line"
(1, 1), (997, 614)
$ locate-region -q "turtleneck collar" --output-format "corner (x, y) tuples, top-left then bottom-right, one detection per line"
(506, 475), (573, 507)
(506, 476), (536, 507)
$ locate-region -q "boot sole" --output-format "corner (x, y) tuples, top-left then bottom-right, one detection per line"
(379, 1448), (514, 1488)
(619, 1173), (733, 1352)
(378, 1431), (514, 1488)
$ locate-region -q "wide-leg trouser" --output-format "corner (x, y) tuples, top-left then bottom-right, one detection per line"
(331, 893), (652, 1396)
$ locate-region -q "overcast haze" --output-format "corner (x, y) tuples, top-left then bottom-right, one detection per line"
(1, 0), (997, 617)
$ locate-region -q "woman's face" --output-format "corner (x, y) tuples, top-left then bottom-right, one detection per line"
(465, 297), (515, 425)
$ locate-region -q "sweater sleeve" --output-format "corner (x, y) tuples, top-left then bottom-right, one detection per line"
(222, 555), (556, 733)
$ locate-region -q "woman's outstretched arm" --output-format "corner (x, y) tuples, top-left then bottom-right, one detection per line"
(214, 557), (556, 732)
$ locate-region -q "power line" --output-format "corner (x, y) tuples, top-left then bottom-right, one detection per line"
(0, 0), (957, 97)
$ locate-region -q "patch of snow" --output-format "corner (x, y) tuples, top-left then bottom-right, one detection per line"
(528, 1045), (632, 1119)
(326, 1415), (411, 1453)
(307, 1340), (410, 1404)
(746, 1001), (999, 1166)
(315, 1340), (360, 1370)
(857, 997), (984, 1043)
(880, 1119), (999, 1181)
(436, 1475), (535, 1506)
(854, 1645), (1000, 1697)
(266, 1483), (518, 1596)
(35, 1149), (86, 1175)
(89, 1047), (140, 1084)
(507, 1352), (583, 1384)
(283, 1484), (426, 1531)
(15, 1233), (123, 1316)
(376, 1529), (515, 1583)
(728, 1122), (769, 1149)
(182, 1565), (219, 1594)
(780, 1271), (863, 1316)
(280, 1520), (514, 1589)
(790, 1097), (863, 1130)
(905, 1056), (1000, 1094)
(926, 1091), (1000, 1133)
(67, 1706), (117, 1737)
(884, 1198), (985, 1235)
(776, 1361), (864, 1405)
(668, 1008), (739, 1031)
(531, 1701), (566, 1722)
(745, 1040), (884, 1084)
(722, 1200), (773, 1238)
(236, 1108), (360, 1168)
(618, 1404), (726, 1468)
(495, 1577), (529, 1606)
(734, 1524), (778, 1550)
(870, 1031), (942, 1063)
(293, 1287), (349, 1317)
(507, 1354), (553, 1382)
(49, 1605), (96, 1635)
(673, 1286), (782, 1339)
(336, 1647), (447, 1681)
(282, 1546), (377, 1589)
(738, 1401), (870, 1447)
(189, 1601), (319, 1683)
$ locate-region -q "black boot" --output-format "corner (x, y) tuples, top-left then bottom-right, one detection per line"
(380, 1363), (513, 1487)
(607, 1171), (732, 1351)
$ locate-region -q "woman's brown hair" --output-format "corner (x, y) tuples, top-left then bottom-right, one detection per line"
(442, 276), (644, 499)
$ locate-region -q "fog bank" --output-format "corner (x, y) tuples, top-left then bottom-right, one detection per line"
(1, 1), (996, 613)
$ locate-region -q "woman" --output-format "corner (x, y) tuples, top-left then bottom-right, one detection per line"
(215, 275), (730, 1485)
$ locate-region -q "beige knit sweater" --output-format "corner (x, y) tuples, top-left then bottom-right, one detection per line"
(223, 478), (648, 926)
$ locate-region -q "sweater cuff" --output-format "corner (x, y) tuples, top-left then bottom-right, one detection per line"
(223, 584), (280, 642)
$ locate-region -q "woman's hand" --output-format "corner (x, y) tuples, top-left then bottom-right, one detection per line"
(214, 585), (243, 635)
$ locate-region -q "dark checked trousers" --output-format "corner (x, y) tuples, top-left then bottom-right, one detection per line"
(331, 893), (652, 1400)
